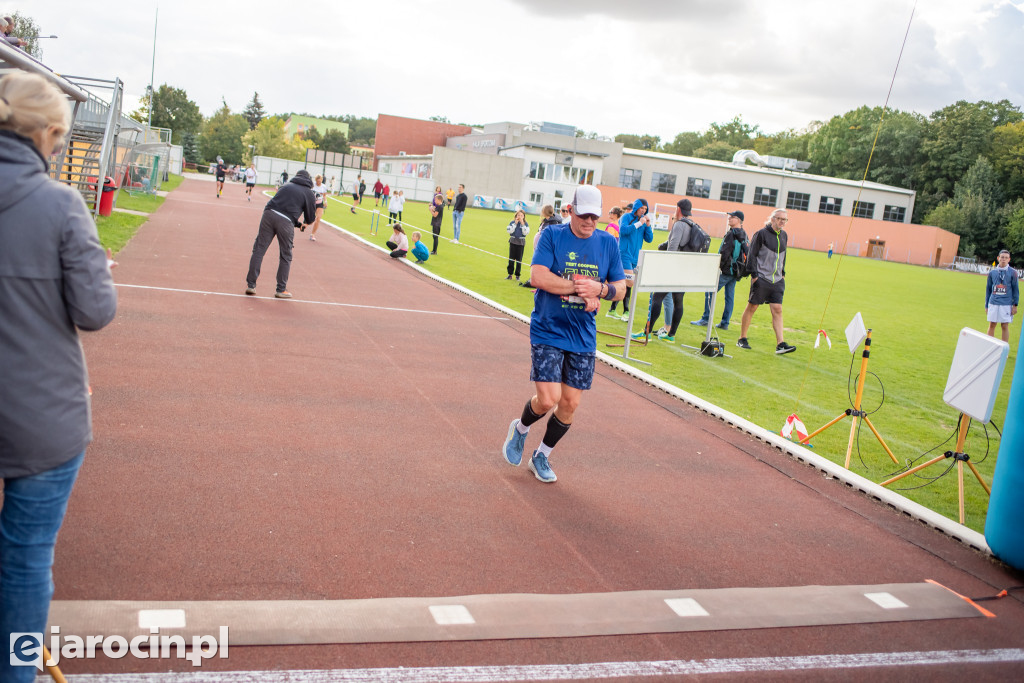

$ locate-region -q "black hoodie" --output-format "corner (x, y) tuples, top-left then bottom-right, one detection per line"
(265, 171), (316, 227)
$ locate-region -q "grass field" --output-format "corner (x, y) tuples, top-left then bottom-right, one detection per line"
(95, 174), (184, 253)
(329, 194), (1017, 533)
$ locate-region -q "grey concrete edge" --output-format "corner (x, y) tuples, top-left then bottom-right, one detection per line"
(326, 217), (991, 556)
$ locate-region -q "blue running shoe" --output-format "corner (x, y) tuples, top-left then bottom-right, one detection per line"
(528, 450), (557, 483)
(503, 419), (526, 466)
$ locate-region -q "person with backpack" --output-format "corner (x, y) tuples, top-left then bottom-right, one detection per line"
(632, 199), (703, 342)
(736, 209), (796, 354)
(691, 210), (748, 330)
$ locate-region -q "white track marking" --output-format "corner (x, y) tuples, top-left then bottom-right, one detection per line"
(61, 649), (1024, 681)
(114, 283), (507, 320)
(137, 609), (186, 629)
(429, 604), (476, 625)
(865, 592), (909, 609)
(664, 597), (710, 617)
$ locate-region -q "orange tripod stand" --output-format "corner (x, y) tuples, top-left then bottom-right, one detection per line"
(879, 412), (991, 524)
(801, 330), (900, 469)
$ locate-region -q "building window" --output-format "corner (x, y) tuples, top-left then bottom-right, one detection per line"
(786, 191), (810, 211)
(720, 182), (745, 203)
(882, 205), (906, 222)
(581, 169), (594, 185)
(619, 168), (641, 189)
(819, 196), (842, 215)
(651, 173), (677, 194)
(686, 177), (711, 198)
(529, 192), (543, 204)
(852, 201), (875, 219)
(753, 186), (778, 207)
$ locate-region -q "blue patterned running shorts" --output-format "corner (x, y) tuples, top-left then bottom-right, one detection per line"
(530, 344), (596, 390)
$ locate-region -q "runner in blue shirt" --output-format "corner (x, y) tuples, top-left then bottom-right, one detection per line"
(501, 185), (626, 483)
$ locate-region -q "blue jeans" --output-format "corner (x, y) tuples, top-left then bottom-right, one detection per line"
(663, 293), (674, 327)
(1, 451), (85, 682)
(452, 211), (464, 241)
(702, 273), (737, 324)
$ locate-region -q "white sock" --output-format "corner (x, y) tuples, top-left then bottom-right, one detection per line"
(515, 421), (529, 436)
(536, 442), (553, 457)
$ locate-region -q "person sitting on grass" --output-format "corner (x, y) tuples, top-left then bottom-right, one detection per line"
(410, 231), (429, 263)
(386, 224), (409, 259)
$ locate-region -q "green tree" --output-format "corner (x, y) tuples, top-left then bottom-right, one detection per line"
(131, 84), (202, 145)
(200, 100), (249, 163)
(241, 116), (308, 162)
(704, 115), (760, 148)
(301, 125), (323, 148)
(8, 12), (43, 59)
(181, 132), (201, 165)
(691, 140), (739, 162)
(615, 133), (661, 151)
(242, 92), (266, 130)
(953, 156), (1004, 258)
(320, 128), (351, 154)
(990, 121), (1024, 202)
(752, 126), (814, 160)
(429, 115), (450, 123)
(918, 101), (998, 200)
(340, 116), (377, 146)
(663, 131), (703, 156)
(1000, 199), (1024, 253)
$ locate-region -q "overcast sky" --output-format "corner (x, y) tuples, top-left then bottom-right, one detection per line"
(12, 0), (1024, 142)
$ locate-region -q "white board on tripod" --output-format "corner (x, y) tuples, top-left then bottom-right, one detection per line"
(943, 328), (1009, 422)
(845, 312), (867, 354)
(634, 251), (720, 293)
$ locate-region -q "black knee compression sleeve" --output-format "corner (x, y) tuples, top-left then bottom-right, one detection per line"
(541, 414), (571, 449)
(521, 398), (545, 427)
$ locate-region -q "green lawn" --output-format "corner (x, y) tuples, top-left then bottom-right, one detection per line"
(95, 174), (184, 252)
(332, 195), (1016, 533)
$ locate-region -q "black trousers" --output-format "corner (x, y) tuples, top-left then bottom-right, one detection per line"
(432, 224), (441, 252)
(648, 292), (684, 335)
(507, 242), (526, 277)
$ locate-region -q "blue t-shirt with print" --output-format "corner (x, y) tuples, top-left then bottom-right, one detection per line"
(530, 225), (626, 353)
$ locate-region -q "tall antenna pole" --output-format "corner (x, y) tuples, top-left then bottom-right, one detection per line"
(146, 6), (158, 135)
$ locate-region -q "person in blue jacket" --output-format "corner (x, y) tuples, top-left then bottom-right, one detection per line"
(607, 198), (653, 320)
(410, 231), (430, 263)
(986, 249), (1019, 343)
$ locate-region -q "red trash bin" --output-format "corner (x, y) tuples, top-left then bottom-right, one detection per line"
(98, 176), (116, 217)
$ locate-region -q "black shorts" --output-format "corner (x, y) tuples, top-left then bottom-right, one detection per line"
(216, 175), (226, 182)
(246, 182), (255, 188)
(749, 277), (785, 305)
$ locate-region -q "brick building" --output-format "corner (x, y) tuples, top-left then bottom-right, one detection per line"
(372, 114), (472, 170)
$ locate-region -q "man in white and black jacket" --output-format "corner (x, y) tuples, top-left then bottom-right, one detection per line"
(737, 208), (795, 354)
(245, 169), (316, 299)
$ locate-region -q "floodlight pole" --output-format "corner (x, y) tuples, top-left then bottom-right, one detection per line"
(146, 7), (158, 132)
(800, 330), (900, 468)
(879, 412), (990, 525)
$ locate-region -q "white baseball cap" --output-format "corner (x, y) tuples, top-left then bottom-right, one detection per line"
(571, 185), (602, 216)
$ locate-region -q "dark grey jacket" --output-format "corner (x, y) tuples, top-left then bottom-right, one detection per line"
(0, 130), (117, 477)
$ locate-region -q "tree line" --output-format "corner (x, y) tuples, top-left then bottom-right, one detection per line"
(131, 88), (375, 174)
(134, 84), (1022, 260)
(613, 101), (1023, 260)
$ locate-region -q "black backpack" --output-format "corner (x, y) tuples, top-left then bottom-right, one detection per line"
(721, 228), (749, 278)
(680, 218), (711, 253)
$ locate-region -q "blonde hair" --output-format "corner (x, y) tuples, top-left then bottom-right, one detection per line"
(315, 174), (323, 183)
(0, 72), (71, 141)
(411, 231), (420, 240)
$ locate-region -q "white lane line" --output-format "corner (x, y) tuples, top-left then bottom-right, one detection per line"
(137, 609), (186, 629)
(664, 597), (710, 617)
(865, 592), (909, 609)
(61, 648), (1024, 681)
(114, 283), (508, 320)
(429, 604), (476, 625)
